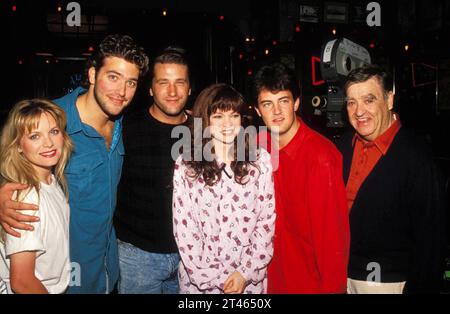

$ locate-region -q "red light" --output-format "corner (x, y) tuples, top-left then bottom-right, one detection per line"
(272, 40), (277, 46)
(247, 69), (253, 76)
(88, 46), (94, 52)
(219, 15), (225, 21)
(12, 5), (17, 12)
(239, 53), (244, 60)
(311, 56), (325, 86)
(295, 25), (301, 33)
(18, 59), (23, 65)
(370, 43), (375, 49)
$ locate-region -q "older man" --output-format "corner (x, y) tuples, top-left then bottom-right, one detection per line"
(338, 64), (446, 294)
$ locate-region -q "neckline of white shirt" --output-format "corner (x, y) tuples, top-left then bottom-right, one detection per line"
(40, 174), (57, 189)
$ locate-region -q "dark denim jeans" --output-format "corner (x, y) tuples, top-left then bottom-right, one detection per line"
(117, 240), (180, 294)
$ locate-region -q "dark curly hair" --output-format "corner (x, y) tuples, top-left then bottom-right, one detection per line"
(183, 84), (258, 187)
(83, 34), (149, 87)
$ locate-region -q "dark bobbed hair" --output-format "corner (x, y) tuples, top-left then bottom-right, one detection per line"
(184, 83), (258, 186)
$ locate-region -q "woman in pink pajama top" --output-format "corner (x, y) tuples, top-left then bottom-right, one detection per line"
(172, 84), (275, 294)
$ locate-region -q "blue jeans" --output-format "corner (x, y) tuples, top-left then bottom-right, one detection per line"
(117, 240), (180, 294)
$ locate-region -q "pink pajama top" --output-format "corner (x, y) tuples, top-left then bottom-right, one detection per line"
(172, 149), (275, 294)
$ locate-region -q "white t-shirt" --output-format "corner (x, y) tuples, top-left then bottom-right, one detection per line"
(0, 176), (70, 294)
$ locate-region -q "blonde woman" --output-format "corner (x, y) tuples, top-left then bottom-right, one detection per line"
(0, 99), (73, 294)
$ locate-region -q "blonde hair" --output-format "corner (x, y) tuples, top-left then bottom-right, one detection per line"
(0, 98), (73, 200)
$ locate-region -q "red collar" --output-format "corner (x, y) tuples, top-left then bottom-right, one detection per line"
(280, 117), (307, 159)
(352, 114), (402, 155)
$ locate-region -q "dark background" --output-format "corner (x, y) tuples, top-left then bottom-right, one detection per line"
(1, 0), (450, 291)
(2, 1), (449, 143)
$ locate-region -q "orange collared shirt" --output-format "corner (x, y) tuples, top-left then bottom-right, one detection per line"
(346, 116), (402, 210)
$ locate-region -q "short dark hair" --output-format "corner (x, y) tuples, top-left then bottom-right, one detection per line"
(152, 46), (190, 80)
(84, 34), (149, 86)
(253, 62), (300, 102)
(344, 64), (393, 96)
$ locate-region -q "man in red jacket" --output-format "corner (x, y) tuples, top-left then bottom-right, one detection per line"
(254, 62), (350, 293)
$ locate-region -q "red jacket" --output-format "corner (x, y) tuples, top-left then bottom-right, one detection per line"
(261, 118), (350, 293)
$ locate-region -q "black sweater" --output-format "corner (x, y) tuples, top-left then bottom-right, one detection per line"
(337, 128), (446, 293)
(114, 107), (189, 254)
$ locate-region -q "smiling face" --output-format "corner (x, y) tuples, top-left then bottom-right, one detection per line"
(209, 109), (242, 145)
(150, 62), (191, 120)
(89, 56), (140, 118)
(19, 112), (64, 181)
(346, 77), (394, 142)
